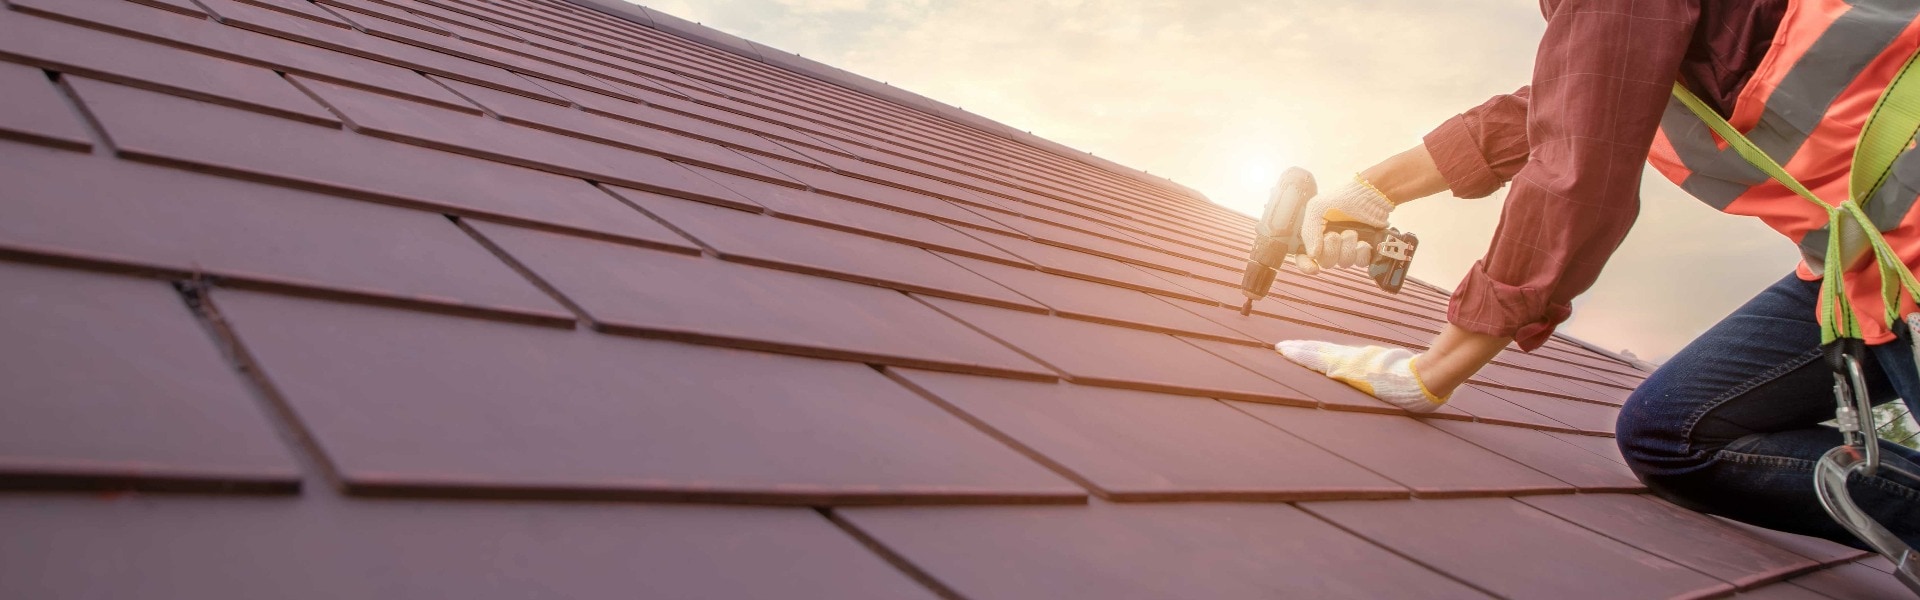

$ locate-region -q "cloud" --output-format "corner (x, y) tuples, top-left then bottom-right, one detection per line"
(627, 0), (1800, 361)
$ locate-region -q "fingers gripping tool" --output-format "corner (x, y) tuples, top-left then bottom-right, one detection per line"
(1237, 168), (1419, 315)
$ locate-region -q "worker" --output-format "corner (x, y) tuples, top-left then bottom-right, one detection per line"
(1274, 0), (1920, 551)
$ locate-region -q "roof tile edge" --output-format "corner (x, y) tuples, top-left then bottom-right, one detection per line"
(560, 0), (1211, 204)
(565, 0), (656, 27)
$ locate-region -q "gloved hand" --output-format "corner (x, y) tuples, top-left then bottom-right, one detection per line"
(1274, 340), (1448, 413)
(1294, 176), (1395, 275)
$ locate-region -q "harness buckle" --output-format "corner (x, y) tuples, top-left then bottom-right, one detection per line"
(1822, 339), (1879, 472)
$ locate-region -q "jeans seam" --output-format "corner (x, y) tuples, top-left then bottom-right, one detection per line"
(1677, 347), (1826, 457)
(1719, 450), (1920, 502)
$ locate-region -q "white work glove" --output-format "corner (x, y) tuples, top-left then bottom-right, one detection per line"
(1274, 340), (1448, 413)
(1295, 177), (1394, 275)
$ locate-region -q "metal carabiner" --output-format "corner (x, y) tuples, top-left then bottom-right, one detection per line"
(1815, 339), (1920, 595)
(1826, 339), (1880, 472)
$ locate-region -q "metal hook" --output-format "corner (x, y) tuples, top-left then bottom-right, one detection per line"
(1817, 340), (1919, 595)
(1814, 447), (1920, 594)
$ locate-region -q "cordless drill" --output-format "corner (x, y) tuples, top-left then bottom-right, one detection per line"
(1237, 168), (1419, 315)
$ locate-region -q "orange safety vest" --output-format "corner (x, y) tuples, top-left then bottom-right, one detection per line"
(1648, 0), (1920, 344)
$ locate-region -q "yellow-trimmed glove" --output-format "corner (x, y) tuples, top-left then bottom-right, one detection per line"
(1295, 177), (1394, 275)
(1274, 340), (1448, 413)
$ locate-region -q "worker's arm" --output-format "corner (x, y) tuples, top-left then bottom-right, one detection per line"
(1355, 147), (1513, 397)
(1441, 0), (1696, 351)
(1412, 324), (1509, 397)
(1279, 145), (1511, 407)
(1322, 0), (1699, 352)
(1296, 113), (1515, 272)
(1281, 0), (1699, 408)
(1357, 145), (1449, 205)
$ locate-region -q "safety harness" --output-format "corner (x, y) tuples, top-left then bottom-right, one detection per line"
(1672, 46), (1920, 591)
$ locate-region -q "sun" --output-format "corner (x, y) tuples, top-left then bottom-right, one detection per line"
(1214, 147), (1297, 217)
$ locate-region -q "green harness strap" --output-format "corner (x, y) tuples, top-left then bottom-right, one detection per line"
(1670, 48), (1920, 344)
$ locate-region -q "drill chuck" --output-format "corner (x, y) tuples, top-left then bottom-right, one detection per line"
(1239, 261), (1275, 315)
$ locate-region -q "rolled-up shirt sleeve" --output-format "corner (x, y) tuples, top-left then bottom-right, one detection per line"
(1424, 87), (1532, 199)
(1427, 0), (1698, 351)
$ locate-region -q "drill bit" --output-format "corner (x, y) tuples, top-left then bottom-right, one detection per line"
(1240, 298), (1253, 316)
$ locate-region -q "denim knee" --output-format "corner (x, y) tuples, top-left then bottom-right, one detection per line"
(1614, 383), (1700, 476)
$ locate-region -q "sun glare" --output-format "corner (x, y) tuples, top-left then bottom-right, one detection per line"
(1204, 146), (1295, 217)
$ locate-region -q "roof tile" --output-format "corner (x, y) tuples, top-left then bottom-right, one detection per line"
(316, 0), (452, 36)
(1716, 518), (1872, 565)
(942, 255), (1255, 342)
(998, 213), (1188, 272)
(840, 501), (1488, 599)
(0, 263), (298, 492)
(1231, 403), (1567, 497)
(1192, 305), (1361, 343)
(1301, 497), (1735, 599)
(607, 185), (1045, 312)
(889, 369), (1408, 501)
(1855, 556), (1901, 575)
(983, 234), (1218, 304)
(6, 0), (472, 111)
(0, 140), (573, 322)
(1734, 582), (1844, 599)
(196, 0), (567, 103)
(1547, 430), (1632, 462)
(128, 0), (207, 17)
(0, 494), (940, 599)
(1478, 360), (1597, 397)
(1292, 303), (1430, 346)
(213, 288), (1080, 503)
(471, 220), (1056, 379)
(288, 74), (796, 190)
(0, 10), (337, 127)
(204, 0), (354, 30)
(407, 0), (529, 46)
(0, 60), (88, 150)
(65, 76), (685, 246)
(922, 297), (1308, 402)
(684, 163), (1027, 264)
(1483, 387), (1621, 434)
(778, 164), (1019, 234)
(1442, 385), (1584, 432)
(1427, 420), (1643, 491)
(439, 74), (825, 167)
(1552, 375), (1637, 405)
(1518, 494), (1819, 588)
(1786, 562), (1913, 599)
(1183, 286), (1341, 326)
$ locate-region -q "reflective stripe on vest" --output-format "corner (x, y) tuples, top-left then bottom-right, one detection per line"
(1647, 0), (1920, 343)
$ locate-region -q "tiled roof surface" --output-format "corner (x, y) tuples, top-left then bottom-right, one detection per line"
(0, 0), (1898, 597)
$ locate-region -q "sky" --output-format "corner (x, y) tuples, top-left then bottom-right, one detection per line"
(631, 0), (1802, 362)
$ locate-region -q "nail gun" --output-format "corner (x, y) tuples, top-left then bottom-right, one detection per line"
(1237, 168), (1419, 315)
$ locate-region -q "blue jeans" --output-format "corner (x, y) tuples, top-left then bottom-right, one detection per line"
(1617, 273), (1920, 550)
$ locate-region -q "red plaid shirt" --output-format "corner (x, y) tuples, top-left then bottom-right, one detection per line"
(1424, 0), (1785, 350)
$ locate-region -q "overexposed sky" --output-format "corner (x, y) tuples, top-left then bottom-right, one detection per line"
(634, 0), (1799, 362)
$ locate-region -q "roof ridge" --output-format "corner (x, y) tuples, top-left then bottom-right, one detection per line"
(560, 0), (1213, 205)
